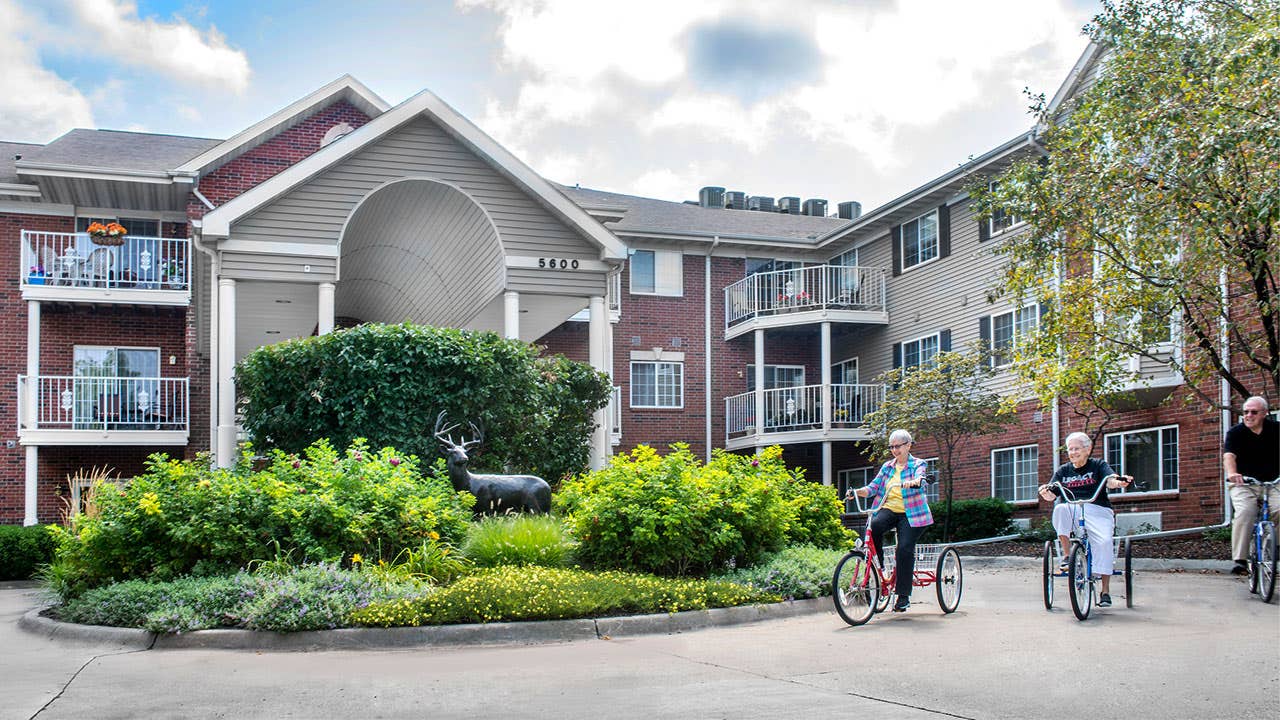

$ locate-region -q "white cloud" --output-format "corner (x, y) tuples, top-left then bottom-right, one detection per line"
(0, 0), (95, 142)
(68, 0), (251, 93)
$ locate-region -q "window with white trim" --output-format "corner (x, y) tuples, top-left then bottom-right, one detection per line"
(832, 357), (858, 385)
(987, 180), (1022, 236)
(629, 249), (683, 296)
(992, 445), (1039, 502)
(838, 466), (875, 507)
(630, 361), (683, 408)
(830, 248), (858, 267)
(1104, 425), (1178, 492)
(921, 457), (940, 502)
(902, 333), (940, 371)
(990, 305), (1039, 367)
(900, 209), (939, 270)
(745, 364), (805, 391)
(72, 346), (161, 426)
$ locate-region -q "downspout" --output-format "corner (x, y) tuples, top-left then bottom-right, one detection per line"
(1219, 266), (1231, 524)
(192, 186), (220, 460)
(1051, 244), (1063, 460)
(705, 235), (720, 463)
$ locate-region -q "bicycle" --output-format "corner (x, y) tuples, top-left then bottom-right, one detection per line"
(1240, 476), (1279, 603)
(831, 489), (963, 626)
(1040, 474), (1141, 620)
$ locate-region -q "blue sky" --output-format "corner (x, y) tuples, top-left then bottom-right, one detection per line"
(1, 0), (1100, 209)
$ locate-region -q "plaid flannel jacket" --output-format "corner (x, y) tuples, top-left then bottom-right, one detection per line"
(866, 455), (935, 528)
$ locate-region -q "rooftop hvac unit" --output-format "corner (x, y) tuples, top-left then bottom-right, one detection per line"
(747, 195), (775, 212)
(724, 191), (748, 210)
(803, 198), (828, 217)
(777, 196), (801, 214)
(838, 201), (863, 220)
(699, 186), (725, 208)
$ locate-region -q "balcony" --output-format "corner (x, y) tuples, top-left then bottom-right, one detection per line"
(724, 265), (888, 340)
(17, 375), (190, 445)
(724, 383), (884, 450)
(21, 230), (191, 306)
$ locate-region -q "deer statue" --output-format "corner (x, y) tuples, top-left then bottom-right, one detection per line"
(434, 412), (552, 515)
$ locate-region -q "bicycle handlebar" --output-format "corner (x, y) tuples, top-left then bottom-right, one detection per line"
(1042, 473), (1142, 503)
(1241, 476), (1280, 487)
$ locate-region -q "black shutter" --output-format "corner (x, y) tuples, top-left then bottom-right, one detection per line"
(890, 225), (902, 276)
(892, 342), (902, 370)
(939, 328), (952, 352)
(938, 204), (951, 258)
(978, 317), (992, 367)
(978, 212), (991, 242)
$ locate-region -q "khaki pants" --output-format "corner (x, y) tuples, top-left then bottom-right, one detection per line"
(1229, 483), (1280, 562)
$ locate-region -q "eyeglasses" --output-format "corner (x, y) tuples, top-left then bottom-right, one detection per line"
(1243, 409), (1264, 415)
(889, 443), (909, 450)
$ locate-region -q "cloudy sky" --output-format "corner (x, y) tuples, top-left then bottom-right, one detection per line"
(0, 0), (1099, 210)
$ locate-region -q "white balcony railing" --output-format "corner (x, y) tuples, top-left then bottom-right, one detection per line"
(21, 230), (190, 292)
(17, 375), (190, 432)
(725, 383), (884, 440)
(725, 265), (887, 327)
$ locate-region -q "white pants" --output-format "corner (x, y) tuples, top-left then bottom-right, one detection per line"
(1229, 483), (1280, 561)
(1052, 502), (1115, 577)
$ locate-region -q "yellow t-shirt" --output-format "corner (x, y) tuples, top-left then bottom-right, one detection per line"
(881, 466), (906, 513)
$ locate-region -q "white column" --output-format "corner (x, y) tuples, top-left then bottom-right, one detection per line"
(317, 282), (335, 335)
(26, 301), (39, 429)
(602, 297), (615, 460)
(504, 290), (520, 340)
(216, 278), (237, 468)
(823, 441), (832, 486)
(754, 328), (765, 439)
(24, 447), (38, 526)
(588, 295), (608, 469)
(821, 321), (832, 433)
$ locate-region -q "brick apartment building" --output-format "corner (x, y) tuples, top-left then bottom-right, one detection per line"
(0, 45), (1254, 531)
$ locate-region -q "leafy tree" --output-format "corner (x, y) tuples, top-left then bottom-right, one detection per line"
(860, 350), (1017, 541)
(236, 323), (611, 484)
(975, 0), (1280, 412)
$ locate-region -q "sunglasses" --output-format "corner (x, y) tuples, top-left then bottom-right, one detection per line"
(889, 443), (909, 450)
(1243, 409), (1265, 415)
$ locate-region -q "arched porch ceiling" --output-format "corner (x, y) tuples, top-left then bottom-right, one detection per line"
(336, 178), (505, 329)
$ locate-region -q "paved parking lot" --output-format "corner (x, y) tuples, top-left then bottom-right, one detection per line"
(3, 563), (1277, 720)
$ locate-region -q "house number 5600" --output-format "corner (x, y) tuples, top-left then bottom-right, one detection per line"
(538, 258), (580, 270)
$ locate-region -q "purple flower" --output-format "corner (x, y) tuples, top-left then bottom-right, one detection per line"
(389, 457), (400, 466)
(751, 459), (759, 467)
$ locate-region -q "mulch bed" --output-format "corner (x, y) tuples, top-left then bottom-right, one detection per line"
(955, 535), (1230, 560)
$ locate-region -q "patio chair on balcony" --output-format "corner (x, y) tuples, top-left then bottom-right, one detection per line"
(94, 393), (122, 426)
(79, 247), (115, 286)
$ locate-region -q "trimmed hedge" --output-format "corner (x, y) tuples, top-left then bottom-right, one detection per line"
(0, 524), (56, 580)
(236, 323), (611, 485)
(922, 497), (1014, 542)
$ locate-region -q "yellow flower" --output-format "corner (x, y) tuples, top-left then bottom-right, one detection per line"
(351, 553), (363, 564)
(427, 531), (440, 541)
(137, 492), (162, 516)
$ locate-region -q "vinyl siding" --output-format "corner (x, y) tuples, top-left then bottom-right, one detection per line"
(221, 251), (338, 282)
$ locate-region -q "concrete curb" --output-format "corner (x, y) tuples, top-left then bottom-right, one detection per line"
(20, 596), (831, 652)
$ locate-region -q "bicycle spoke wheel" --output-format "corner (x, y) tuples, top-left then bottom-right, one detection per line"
(1249, 528), (1261, 595)
(1124, 538), (1133, 609)
(832, 551), (879, 626)
(1261, 524), (1277, 604)
(1067, 543), (1092, 621)
(1042, 540), (1055, 611)
(935, 547), (962, 613)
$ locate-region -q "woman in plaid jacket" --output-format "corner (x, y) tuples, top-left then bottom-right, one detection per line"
(847, 428), (934, 611)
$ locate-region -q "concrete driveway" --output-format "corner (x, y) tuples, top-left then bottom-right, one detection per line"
(3, 563), (1277, 720)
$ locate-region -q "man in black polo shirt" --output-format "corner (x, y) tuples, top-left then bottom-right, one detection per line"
(1223, 396), (1280, 575)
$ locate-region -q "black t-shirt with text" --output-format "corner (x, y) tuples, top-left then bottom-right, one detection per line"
(1223, 417), (1279, 483)
(1050, 458), (1117, 509)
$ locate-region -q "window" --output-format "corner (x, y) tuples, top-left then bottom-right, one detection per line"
(992, 445), (1039, 502)
(746, 258), (799, 277)
(900, 209), (938, 270)
(629, 249), (682, 296)
(989, 305), (1039, 367)
(745, 365), (805, 391)
(830, 248), (858, 267)
(630, 361), (683, 408)
(838, 467), (875, 508)
(902, 333), (940, 371)
(832, 357), (858, 385)
(921, 457), (940, 502)
(73, 346), (161, 427)
(987, 181), (1022, 236)
(1105, 425), (1178, 492)
(76, 216), (160, 237)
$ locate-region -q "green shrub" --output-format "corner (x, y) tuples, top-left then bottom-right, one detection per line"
(715, 544), (847, 600)
(57, 564), (422, 633)
(557, 444), (843, 576)
(1017, 518), (1057, 542)
(462, 515), (576, 568)
(361, 538), (471, 586)
(777, 478), (854, 549)
(350, 566), (778, 627)
(923, 497), (1014, 542)
(1202, 525), (1231, 543)
(236, 323), (611, 485)
(46, 439), (474, 597)
(0, 524), (56, 580)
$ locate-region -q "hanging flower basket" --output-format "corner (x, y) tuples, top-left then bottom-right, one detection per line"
(87, 221), (128, 246)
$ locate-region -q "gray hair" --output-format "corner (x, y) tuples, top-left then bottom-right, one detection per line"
(1064, 431), (1092, 450)
(889, 429), (913, 446)
(1244, 396), (1270, 412)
